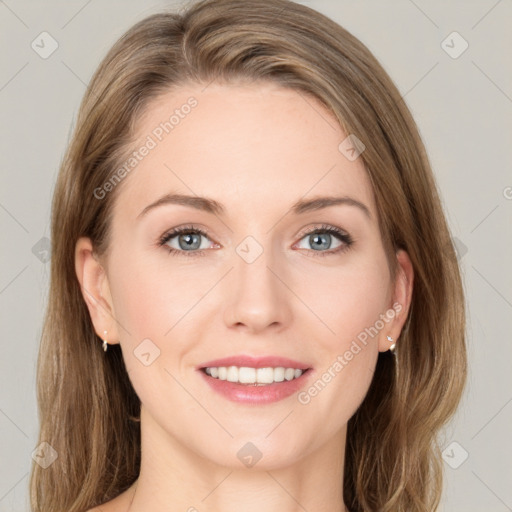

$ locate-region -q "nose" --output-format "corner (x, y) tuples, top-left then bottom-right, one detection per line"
(223, 242), (293, 335)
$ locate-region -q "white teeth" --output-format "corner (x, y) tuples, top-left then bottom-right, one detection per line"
(238, 367), (256, 384)
(204, 366), (305, 385)
(256, 367), (274, 384)
(226, 366), (238, 382)
(273, 367), (285, 382)
(284, 368), (295, 381)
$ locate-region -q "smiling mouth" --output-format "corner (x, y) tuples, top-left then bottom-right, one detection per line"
(201, 366), (311, 385)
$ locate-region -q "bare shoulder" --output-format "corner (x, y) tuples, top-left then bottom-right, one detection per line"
(85, 501), (117, 512)
(85, 484), (136, 512)
(85, 500), (122, 512)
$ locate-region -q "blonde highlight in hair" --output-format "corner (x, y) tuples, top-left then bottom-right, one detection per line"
(30, 1), (467, 511)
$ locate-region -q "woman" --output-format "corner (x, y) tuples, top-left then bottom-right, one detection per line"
(30, 0), (467, 510)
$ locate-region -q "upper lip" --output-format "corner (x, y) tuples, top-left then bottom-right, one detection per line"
(197, 355), (311, 371)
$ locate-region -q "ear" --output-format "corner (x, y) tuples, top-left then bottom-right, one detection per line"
(75, 237), (120, 347)
(378, 249), (414, 352)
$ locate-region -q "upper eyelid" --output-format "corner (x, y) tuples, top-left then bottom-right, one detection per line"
(160, 224), (350, 247)
(296, 224), (349, 238)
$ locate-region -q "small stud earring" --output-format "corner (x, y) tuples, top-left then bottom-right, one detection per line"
(387, 335), (396, 353)
(103, 331), (108, 352)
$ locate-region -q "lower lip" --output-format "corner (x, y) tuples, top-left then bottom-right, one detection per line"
(198, 370), (312, 404)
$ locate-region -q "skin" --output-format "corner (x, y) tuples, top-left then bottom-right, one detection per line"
(76, 82), (413, 512)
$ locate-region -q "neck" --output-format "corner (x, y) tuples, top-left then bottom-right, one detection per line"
(126, 406), (349, 512)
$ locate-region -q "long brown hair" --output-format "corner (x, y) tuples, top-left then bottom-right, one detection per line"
(30, 1), (467, 510)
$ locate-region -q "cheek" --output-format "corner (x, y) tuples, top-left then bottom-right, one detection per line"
(107, 249), (206, 342)
(299, 251), (391, 349)
(106, 250), (205, 406)
(293, 262), (388, 438)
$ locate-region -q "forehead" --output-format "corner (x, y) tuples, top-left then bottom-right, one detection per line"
(113, 82), (376, 222)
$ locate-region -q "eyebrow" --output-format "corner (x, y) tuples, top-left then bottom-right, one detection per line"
(137, 193), (371, 220)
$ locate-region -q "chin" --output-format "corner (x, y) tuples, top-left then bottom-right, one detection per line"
(194, 432), (311, 471)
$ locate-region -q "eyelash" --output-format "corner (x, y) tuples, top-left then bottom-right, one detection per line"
(157, 223), (354, 258)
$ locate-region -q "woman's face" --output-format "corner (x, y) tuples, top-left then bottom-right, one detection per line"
(83, 81), (411, 469)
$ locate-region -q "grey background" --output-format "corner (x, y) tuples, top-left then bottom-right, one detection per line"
(1, 0), (511, 510)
